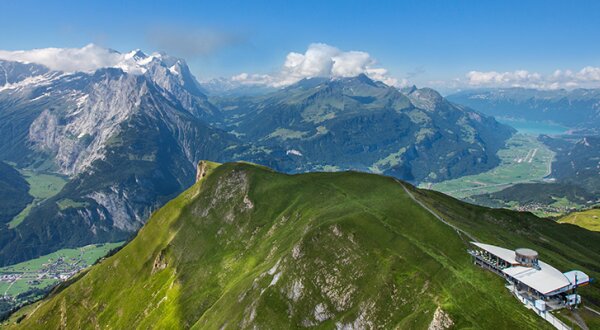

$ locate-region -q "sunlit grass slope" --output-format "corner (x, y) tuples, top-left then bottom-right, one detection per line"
(559, 208), (600, 232)
(7, 162), (580, 329)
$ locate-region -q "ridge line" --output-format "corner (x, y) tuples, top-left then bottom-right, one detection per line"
(397, 180), (479, 243)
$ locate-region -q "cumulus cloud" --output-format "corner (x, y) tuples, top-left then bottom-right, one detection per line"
(465, 67), (600, 89)
(466, 70), (541, 86)
(233, 43), (405, 88)
(552, 67), (600, 84)
(0, 44), (145, 73)
(231, 72), (275, 85)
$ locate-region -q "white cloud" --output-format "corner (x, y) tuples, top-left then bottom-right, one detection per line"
(464, 67), (600, 89)
(554, 66), (600, 83)
(233, 43), (405, 88)
(231, 72), (275, 85)
(0, 44), (146, 74)
(466, 70), (542, 86)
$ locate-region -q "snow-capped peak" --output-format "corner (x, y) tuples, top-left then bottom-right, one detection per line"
(125, 49), (148, 62)
(0, 44), (188, 76)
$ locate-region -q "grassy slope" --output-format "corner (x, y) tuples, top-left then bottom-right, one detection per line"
(559, 209), (600, 232)
(7, 162), (580, 329)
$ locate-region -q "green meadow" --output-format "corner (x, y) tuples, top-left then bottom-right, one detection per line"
(8, 169), (67, 228)
(559, 208), (600, 232)
(0, 242), (123, 297)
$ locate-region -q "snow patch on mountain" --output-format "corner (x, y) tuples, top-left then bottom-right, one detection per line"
(0, 72), (59, 92)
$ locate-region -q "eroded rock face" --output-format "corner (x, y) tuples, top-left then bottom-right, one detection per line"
(4, 50), (220, 178)
(0, 53), (236, 266)
(428, 307), (454, 330)
(152, 249), (168, 274)
(196, 161), (209, 182)
(0, 60), (51, 87)
(193, 168), (251, 220)
(87, 185), (144, 232)
(28, 73), (144, 175)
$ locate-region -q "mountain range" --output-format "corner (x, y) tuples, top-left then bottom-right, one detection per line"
(215, 77), (513, 182)
(0, 46), (513, 266)
(448, 88), (600, 133)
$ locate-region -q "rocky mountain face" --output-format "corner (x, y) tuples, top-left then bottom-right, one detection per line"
(0, 53), (250, 265)
(8, 162), (600, 329)
(0, 60), (54, 88)
(545, 135), (600, 194)
(447, 88), (600, 132)
(0, 53), (219, 172)
(218, 75), (515, 182)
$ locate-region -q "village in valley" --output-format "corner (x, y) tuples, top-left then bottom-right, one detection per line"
(0, 243), (122, 317)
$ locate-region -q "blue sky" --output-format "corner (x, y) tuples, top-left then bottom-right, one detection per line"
(1, 0), (600, 91)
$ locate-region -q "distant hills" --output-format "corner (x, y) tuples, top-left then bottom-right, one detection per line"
(216, 75), (514, 183)
(0, 47), (513, 266)
(7, 162), (600, 329)
(541, 135), (600, 196)
(448, 88), (600, 133)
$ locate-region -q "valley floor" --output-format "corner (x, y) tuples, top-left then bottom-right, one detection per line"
(421, 134), (554, 202)
(0, 242), (123, 318)
(7, 167), (67, 229)
(421, 133), (599, 218)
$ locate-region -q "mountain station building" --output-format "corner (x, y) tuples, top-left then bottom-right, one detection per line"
(468, 242), (590, 329)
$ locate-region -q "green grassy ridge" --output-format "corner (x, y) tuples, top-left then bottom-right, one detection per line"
(7, 162), (580, 329)
(559, 208), (600, 232)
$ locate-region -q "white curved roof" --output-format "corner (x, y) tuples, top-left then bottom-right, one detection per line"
(502, 261), (571, 294)
(472, 242), (518, 264)
(471, 242), (577, 295)
(563, 270), (590, 286)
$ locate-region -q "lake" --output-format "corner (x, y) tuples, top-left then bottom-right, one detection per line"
(496, 118), (569, 136)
